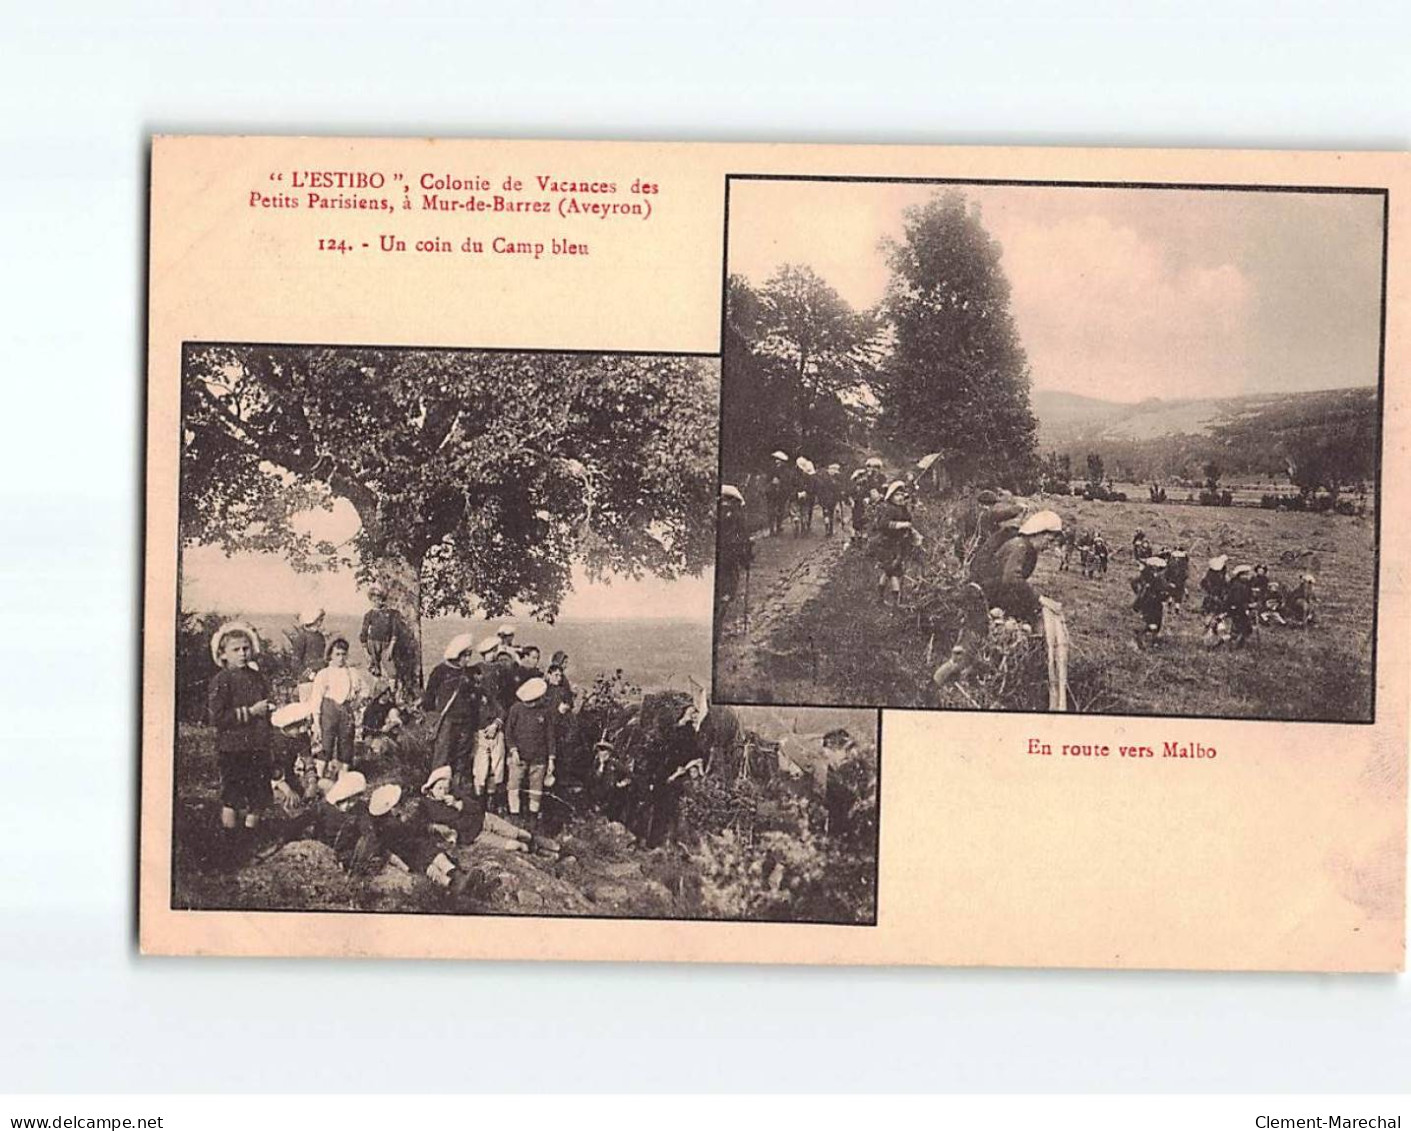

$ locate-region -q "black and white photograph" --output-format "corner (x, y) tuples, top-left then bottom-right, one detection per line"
(173, 343), (879, 923)
(713, 178), (1385, 722)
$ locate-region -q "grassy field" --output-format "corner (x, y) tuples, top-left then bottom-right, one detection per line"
(1029, 496), (1376, 720)
(746, 495), (1377, 721)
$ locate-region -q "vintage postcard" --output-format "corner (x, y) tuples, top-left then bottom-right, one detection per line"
(142, 137), (1408, 970)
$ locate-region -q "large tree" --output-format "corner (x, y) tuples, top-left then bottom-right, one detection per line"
(877, 190), (1039, 489)
(181, 346), (718, 685)
(752, 264), (880, 458)
(721, 269), (879, 477)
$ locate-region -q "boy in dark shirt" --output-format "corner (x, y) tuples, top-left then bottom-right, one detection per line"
(505, 677), (557, 823)
(207, 623), (275, 838)
(359, 584), (404, 680)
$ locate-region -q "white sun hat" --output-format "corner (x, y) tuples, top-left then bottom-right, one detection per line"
(299, 606), (324, 627)
(210, 621), (261, 664)
(444, 632), (477, 662)
(1209, 555), (1229, 571)
(496, 622), (518, 637)
(270, 701), (314, 730)
(720, 484), (745, 504)
(865, 457), (884, 469)
(1018, 510), (1063, 536)
(883, 480), (907, 502)
(476, 636), (500, 656)
(421, 764), (453, 794)
(516, 677), (548, 703)
(795, 456), (815, 475)
(771, 450), (788, 461)
(368, 783), (403, 817)
(324, 771), (368, 805)
(1144, 556), (1168, 568)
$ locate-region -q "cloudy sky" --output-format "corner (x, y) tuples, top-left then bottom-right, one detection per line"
(727, 179), (1384, 402)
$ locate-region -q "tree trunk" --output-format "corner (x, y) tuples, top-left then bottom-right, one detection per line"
(367, 555), (424, 696)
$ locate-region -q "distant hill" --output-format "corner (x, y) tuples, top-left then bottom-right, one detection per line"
(1033, 385), (1379, 483)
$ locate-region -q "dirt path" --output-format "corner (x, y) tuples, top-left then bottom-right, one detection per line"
(714, 517), (852, 702)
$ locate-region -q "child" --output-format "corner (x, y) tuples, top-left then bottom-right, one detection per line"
(505, 676), (557, 823)
(419, 633), (481, 790)
(207, 622), (275, 840)
(269, 699), (317, 810)
(309, 635), (370, 779)
(285, 607), (326, 692)
(359, 584), (405, 681)
(420, 765), (533, 852)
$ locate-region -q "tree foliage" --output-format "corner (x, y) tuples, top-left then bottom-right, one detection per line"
(181, 346), (718, 625)
(720, 270), (880, 478)
(877, 190), (1039, 489)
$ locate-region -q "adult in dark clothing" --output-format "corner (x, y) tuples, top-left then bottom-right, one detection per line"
(1131, 557), (1174, 648)
(419, 632), (482, 788)
(286, 608), (327, 685)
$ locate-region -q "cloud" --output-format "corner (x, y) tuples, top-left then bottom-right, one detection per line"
(993, 212), (1255, 400)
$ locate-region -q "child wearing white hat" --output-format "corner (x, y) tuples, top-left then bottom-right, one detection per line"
(419, 633), (482, 789)
(504, 676), (557, 822)
(420, 765), (532, 852)
(207, 623), (275, 840)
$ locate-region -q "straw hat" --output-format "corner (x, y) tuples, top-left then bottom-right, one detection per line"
(795, 456), (815, 475)
(516, 677), (548, 703)
(444, 632), (477, 662)
(421, 765), (453, 794)
(496, 622), (518, 638)
(270, 701), (314, 730)
(368, 783), (403, 817)
(883, 480), (907, 502)
(1018, 510), (1063, 536)
(210, 621), (261, 665)
(1143, 556), (1168, 569)
(1209, 555), (1229, 571)
(771, 450), (788, 461)
(299, 607), (324, 627)
(476, 636), (500, 656)
(324, 771), (367, 805)
(827, 463), (841, 473)
(720, 484), (745, 504)
(1232, 564), (1255, 578)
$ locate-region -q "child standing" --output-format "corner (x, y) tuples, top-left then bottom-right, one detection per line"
(505, 676), (557, 823)
(309, 635), (370, 779)
(207, 622), (275, 840)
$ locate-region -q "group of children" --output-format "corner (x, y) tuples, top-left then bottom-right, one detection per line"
(203, 612), (574, 891)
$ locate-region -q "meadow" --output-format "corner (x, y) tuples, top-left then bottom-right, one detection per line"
(742, 494), (1378, 722)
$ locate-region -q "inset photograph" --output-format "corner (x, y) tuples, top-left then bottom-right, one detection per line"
(174, 344), (877, 924)
(713, 179), (1384, 722)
